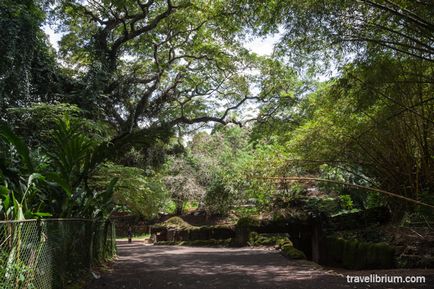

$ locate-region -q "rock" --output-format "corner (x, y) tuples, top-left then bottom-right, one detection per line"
(281, 244), (306, 259)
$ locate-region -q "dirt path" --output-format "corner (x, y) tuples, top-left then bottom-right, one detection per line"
(85, 241), (434, 289)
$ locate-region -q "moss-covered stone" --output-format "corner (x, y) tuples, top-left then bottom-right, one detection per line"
(236, 217), (260, 228)
(189, 227), (211, 240)
(325, 236), (345, 265)
(154, 238), (232, 247)
(323, 236), (395, 269)
(248, 232), (293, 247)
(281, 244), (306, 259)
(183, 238), (232, 247)
(175, 229), (190, 241)
(343, 240), (359, 269)
(161, 217), (193, 229)
(373, 242), (395, 268)
(210, 226), (235, 239)
(357, 242), (370, 269)
(154, 241), (177, 245)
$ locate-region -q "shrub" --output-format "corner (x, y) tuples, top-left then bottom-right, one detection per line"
(276, 238), (293, 248)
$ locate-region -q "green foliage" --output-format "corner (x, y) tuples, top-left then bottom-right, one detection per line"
(0, 0), (61, 114)
(204, 176), (234, 216)
(239, 0), (434, 70)
(6, 103), (113, 148)
(256, 56), (434, 215)
(1, 0), (432, 224)
(185, 126), (251, 215)
(184, 126), (293, 216)
(0, 116), (120, 220)
(0, 250), (36, 289)
(338, 195), (353, 211)
(0, 124), (50, 220)
(91, 162), (167, 219)
(304, 197), (339, 216)
(276, 237), (293, 249)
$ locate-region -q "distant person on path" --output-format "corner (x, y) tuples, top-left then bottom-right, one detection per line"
(127, 225), (132, 243)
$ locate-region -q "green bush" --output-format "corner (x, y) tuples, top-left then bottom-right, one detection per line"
(247, 231), (259, 246)
(253, 235), (276, 246)
(276, 238), (293, 248)
(339, 195), (354, 210)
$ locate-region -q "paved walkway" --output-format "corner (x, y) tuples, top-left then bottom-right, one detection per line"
(85, 240), (433, 289)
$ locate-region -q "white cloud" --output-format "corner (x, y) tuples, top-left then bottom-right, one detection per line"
(43, 24), (62, 51)
(243, 33), (281, 56)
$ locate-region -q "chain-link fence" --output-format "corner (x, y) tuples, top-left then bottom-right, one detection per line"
(0, 219), (116, 289)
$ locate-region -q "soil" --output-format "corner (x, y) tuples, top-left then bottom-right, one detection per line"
(84, 241), (434, 289)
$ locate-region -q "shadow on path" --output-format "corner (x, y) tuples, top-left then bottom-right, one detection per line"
(84, 240), (434, 289)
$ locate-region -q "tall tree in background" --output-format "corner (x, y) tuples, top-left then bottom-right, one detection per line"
(0, 0), (62, 116)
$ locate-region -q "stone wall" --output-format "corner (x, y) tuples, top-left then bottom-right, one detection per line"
(319, 236), (395, 269)
(150, 225), (235, 242)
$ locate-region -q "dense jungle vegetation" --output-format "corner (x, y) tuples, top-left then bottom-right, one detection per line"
(0, 0), (433, 223)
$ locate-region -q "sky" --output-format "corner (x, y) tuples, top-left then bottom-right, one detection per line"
(243, 33), (282, 56)
(43, 25), (62, 51)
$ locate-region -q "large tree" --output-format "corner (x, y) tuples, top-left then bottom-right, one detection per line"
(52, 0), (275, 161)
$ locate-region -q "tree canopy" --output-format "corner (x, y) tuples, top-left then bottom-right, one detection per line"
(0, 0), (433, 221)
